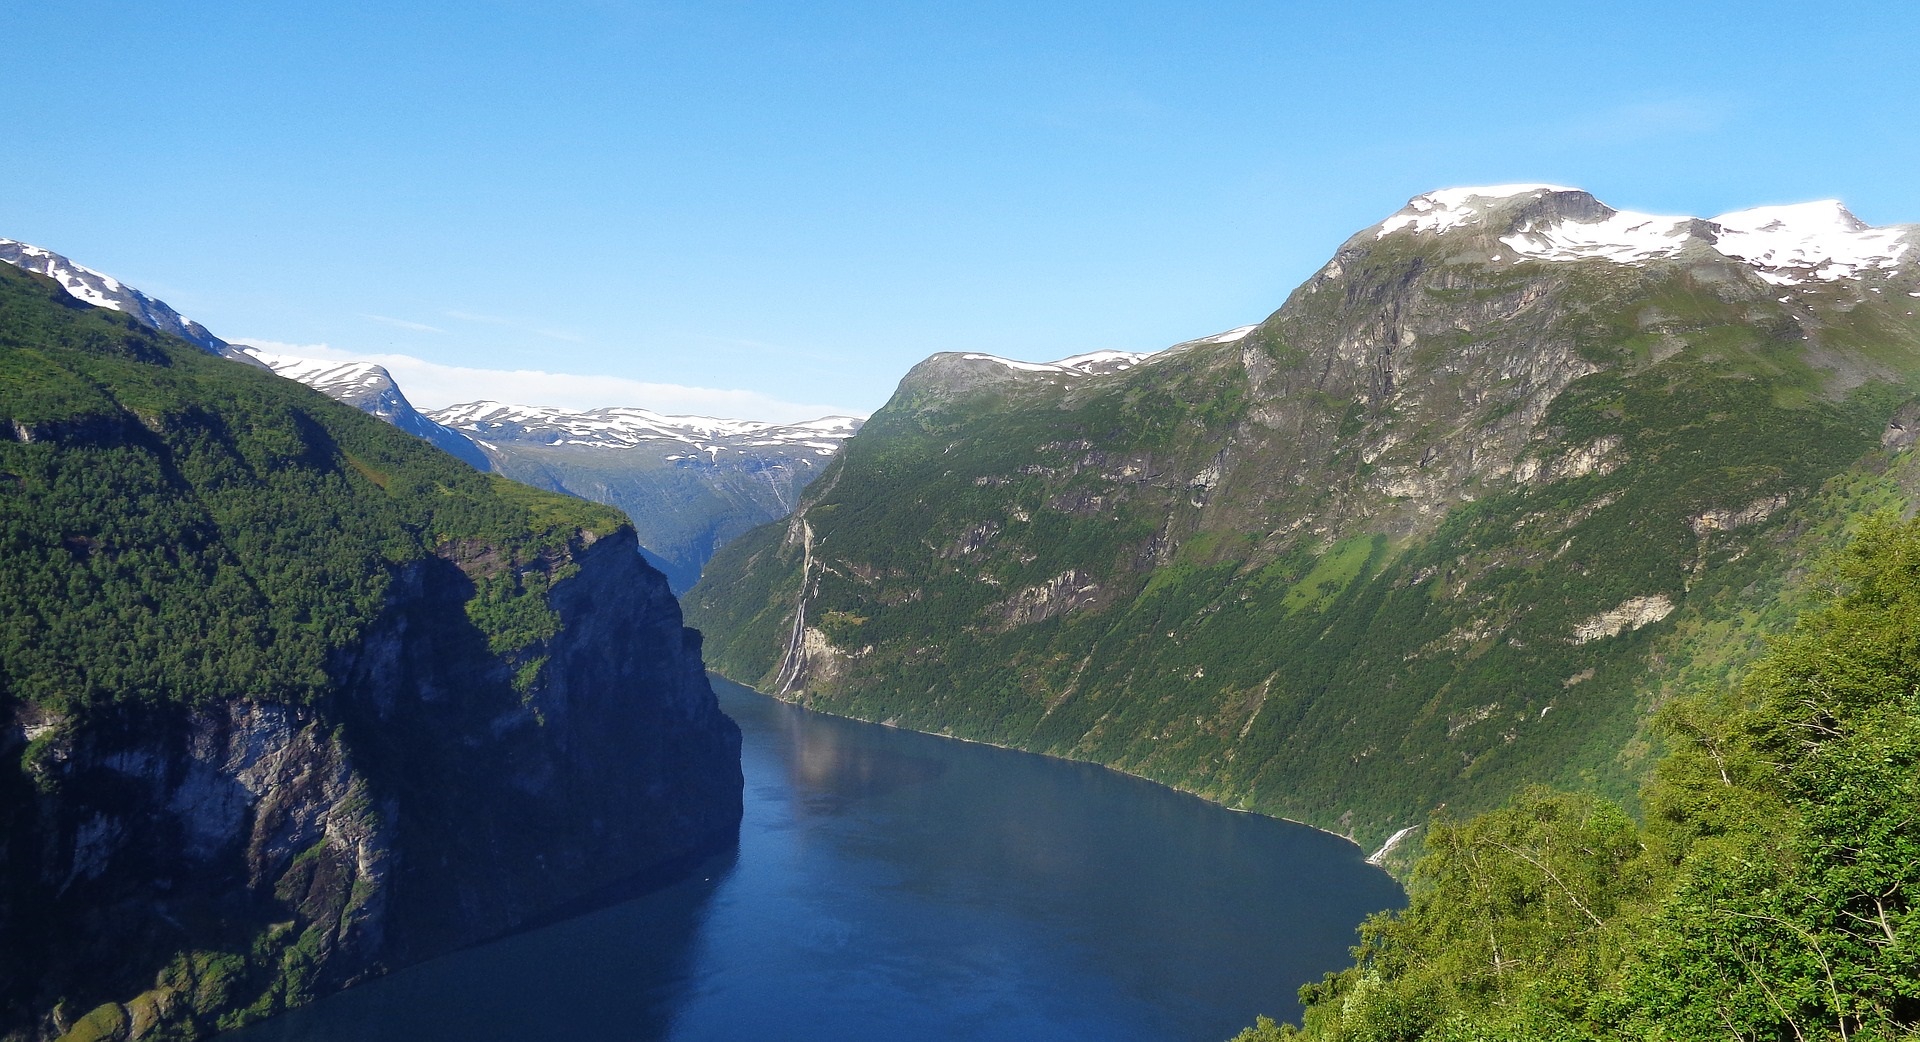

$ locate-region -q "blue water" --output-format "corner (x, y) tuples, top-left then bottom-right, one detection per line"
(227, 677), (1403, 1041)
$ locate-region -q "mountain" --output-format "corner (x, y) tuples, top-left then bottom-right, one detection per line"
(0, 262), (742, 1039)
(687, 185), (1920, 850)
(0, 236), (859, 588)
(431, 402), (862, 592)
(0, 238), (241, 359)
(0, 238), (487, 475)
(233, 346), (494, 471)
(1241, 507), (1920, 1042)
(0, 236), (486, 471)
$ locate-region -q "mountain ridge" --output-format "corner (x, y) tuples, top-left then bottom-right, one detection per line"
(688, 184), (1920, 848)
(0, 235), (861, 590)
(0, 261), (742, 1038)
(233, 346), (493, 469)
(0, 238), (239, 357)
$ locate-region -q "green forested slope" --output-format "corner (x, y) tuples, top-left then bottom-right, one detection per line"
(1238, 511), (1920, 1041)
(690, 189), (1920, 847)
(0, 261), (622, 717)
(0, 260), (746, 1041)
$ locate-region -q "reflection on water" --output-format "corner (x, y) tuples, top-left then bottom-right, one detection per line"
(224, 852), (735, 1042)
(770, 695), (948, 813)
(225, 678), (1403, 1041)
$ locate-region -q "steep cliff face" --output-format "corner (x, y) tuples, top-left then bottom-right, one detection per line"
(0, 262), (741, 1041)
(335, 528), (741, 962)
(690, 186), (1920, 846)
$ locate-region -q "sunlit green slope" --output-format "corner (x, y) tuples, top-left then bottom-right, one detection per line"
(690, 187), (1920, 846)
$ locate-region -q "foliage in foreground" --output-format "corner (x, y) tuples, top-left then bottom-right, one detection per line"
(1240, 512), (1920, 1041)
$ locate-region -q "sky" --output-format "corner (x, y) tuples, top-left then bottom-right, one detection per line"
(5, 1), (1917, 420)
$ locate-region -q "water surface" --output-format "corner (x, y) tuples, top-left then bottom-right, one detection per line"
(230, 677), (1402, 1041)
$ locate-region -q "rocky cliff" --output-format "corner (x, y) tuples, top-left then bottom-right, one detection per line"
(0, 262), (741, 1041)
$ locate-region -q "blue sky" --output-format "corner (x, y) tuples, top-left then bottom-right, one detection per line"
(5, 1), (1917, 419)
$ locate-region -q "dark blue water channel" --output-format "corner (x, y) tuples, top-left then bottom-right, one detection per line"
(227, 677), (1404, 1041)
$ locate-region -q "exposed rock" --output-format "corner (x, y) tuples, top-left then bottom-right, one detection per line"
(943, 521), (1003, 559)
(1690, 494), (1789, 535)
(1000, 570), (1104, 629)
(2, 528), (741, 1039)
(1572, 595), (1676, 644)
(1883, 399), (1920, 452)
(1515, 435), (1624, 484)
(1447, 703), (1500, 738)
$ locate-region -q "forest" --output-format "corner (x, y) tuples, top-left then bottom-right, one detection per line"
(1239, 511), (1920, 1040)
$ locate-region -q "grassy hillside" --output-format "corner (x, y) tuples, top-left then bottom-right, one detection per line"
(691, 212), (1920, 848)
(0, 262), (623, 717)
(1236, 509), (1920, 1040)
(0, 260), (699, 1040)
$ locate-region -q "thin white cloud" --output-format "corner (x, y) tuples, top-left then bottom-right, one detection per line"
(443, 308), (586, 343)
(443, 309), (511, 324)
(358, 313), (448, 334)
(232, 339), (864, 422)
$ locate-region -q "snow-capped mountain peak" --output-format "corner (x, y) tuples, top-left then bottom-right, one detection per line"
(233, 345), (493, 469)
(1369, 186), (1918, 288)
(1707, 201), (1912, 285)
(427, 401), (863, 458)
(236, 347), (412, 417)
(1375, 185), (1581, 237)
(0, 238), (233, 356)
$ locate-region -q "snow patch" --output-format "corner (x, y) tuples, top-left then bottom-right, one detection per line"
(1376, 185), (1577, 237)
(1710, 201), (1913, 286)
(1502, 210), (1696, 263)
(1051, 350), (1155, 374)
(1368, 188), (1917, 288)
(428, 399), (862, 456)
(0, 239), (129, 311)
(960, 353), (1076, 375)
(1196, 324), (1257, 344)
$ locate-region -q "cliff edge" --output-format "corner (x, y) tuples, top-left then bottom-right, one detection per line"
(0, 262), (742, 1040)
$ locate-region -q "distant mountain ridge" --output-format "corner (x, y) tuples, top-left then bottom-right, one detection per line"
(431, 401), (863, 591)
(234, 345), (494, 469)
(0, 236), (861, 588)
(430, 400), (859, 459)
(0, 238), (239, 357)
(688, 184), (1920, 848)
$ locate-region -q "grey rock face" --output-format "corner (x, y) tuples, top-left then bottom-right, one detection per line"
(1884, 400), (1920, 451)
(1, 528), (740, 1038)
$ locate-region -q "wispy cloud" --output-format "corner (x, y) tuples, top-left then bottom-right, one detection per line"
(231, 339), (864, 422)
(443, 310), (511, 324)
(358, 313), (447, 334)
(444, 309), (586, 343)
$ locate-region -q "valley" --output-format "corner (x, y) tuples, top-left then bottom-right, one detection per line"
(7, 182), (1920, 1042)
